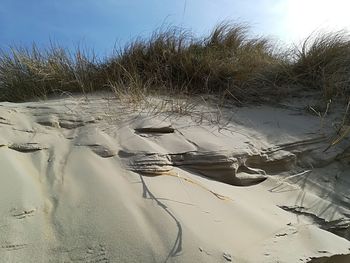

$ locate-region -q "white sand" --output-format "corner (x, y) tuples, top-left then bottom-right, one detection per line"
(0, 94), (349, 262)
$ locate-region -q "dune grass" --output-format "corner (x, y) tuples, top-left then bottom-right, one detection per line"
(1, 22), (350, 104)
(288, 31), (350, 99)
(0, 44), (101, 101)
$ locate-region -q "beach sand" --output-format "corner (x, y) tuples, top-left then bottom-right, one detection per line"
(0, 94), (349, 262)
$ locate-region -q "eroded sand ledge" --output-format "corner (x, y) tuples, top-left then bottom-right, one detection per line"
(0, 94), (349, 262)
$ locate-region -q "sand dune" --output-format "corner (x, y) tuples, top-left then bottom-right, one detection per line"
(0, 94), (349, 262)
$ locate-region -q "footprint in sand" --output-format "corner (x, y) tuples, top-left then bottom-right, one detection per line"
(1, 243), (28, 251)
(9, 143), (47, 153)
(68, 244), (110, 263)
(11, 208), (36, 219)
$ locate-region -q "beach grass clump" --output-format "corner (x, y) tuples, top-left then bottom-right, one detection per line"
(0, 44), (101, 101)
(103, 22), (280, 102)
(285, 31), (350, 99)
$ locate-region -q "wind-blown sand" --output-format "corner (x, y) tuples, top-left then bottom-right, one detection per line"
(0, 94), (349, 262)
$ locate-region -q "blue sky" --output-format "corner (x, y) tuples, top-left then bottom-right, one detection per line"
(1, 0), (349, 55)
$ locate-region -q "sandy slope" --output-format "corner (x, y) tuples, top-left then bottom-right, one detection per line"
(0, 94), (349, 262)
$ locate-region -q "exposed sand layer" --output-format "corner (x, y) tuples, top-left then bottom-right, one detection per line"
(0, 94), (349, 262)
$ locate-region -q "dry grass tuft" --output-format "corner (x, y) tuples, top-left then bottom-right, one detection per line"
(287, 31), (350, 99)
(0, 44), (101, 101)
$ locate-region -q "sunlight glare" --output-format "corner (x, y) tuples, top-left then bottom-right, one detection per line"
(280, 0), (350, 42)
